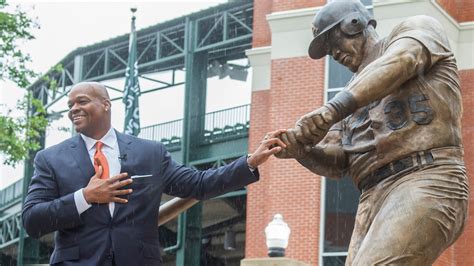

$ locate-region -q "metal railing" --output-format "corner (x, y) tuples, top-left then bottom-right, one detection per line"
(203, 104), (250, 143)
(140, 119), (183, 149)
(0, 179), (23, 212)
(139, 104), (250, 148)
(0, 211), (22, 249)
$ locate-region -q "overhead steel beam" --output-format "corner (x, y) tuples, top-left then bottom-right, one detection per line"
(27, 1), (252, 113)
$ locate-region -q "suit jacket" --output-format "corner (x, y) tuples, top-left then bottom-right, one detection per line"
(22, 131), (258, 266)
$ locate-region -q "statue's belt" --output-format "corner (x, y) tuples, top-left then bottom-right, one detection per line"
(358, 147), (463, 192)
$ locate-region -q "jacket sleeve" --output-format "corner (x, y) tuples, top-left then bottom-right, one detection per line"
(22, 151), (83, 238)
(160, 145), (259, 200)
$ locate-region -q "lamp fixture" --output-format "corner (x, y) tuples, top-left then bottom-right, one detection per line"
(265, 214), (290, 257)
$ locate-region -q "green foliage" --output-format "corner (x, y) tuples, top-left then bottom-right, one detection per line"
(0, 94), (48, 165)
(0, 2), (38, 88)
(0, 2), (51, 166)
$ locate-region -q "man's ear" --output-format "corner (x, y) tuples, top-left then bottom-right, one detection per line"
(103, 99), (112, 111)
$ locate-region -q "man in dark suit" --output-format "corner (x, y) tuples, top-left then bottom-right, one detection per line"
(22, 82), (285, 266)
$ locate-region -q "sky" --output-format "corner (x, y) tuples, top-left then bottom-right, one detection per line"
(0, 0), (252, 188)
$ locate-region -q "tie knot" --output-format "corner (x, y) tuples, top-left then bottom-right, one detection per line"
(96, 141), (104, 151)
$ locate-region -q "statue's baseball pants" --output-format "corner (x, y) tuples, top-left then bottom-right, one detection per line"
(346, 147), (468, 265)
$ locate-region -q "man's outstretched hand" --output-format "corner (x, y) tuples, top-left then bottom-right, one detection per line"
(247, 129), (287, 169)
(83, 166), (133, 204)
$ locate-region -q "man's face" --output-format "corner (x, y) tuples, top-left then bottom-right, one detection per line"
(67, 84), (110, 139)
(326, 27), (366, 72)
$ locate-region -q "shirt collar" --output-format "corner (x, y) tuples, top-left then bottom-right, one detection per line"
(81, 128), (117, 151)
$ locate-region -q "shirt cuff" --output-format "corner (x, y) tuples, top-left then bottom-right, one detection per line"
(74, 189), (92, 215)
(247, 154), (257, 173)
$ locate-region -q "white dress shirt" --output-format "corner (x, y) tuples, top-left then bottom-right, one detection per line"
(73, 128), (121, 216)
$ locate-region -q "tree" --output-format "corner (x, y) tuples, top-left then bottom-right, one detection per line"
(0, 2), (48, 166)
(0, 2), (36, 87)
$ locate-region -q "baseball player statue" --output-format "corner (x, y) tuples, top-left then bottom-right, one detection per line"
(276, 0), (469, 264)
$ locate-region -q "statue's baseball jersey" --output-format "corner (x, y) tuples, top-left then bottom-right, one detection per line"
(340, 15), (463, 187)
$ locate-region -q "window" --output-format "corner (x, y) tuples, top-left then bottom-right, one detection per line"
(320, 1), (372, 265)
(320, 58), (360, 265)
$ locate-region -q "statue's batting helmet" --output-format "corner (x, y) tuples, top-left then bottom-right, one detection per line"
(308, 0), (376, 59)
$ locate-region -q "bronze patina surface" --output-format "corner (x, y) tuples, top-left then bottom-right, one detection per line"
(276, 0), (469, 264)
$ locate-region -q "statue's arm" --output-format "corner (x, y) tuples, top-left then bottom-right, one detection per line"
(294, 38), (429, 145)
(298, 131), (347, 179)
(278, 128), (347, 179)
(346, 38), (429, 107)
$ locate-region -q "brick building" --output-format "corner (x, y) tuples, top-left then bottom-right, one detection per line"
(245, 0), (474, 265)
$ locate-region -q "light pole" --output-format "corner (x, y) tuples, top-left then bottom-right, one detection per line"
(265, 214), (290, 257)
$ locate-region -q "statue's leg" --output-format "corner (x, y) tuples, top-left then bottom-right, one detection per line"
(346, 185), (383, 265)
(351, 164), (468, 266)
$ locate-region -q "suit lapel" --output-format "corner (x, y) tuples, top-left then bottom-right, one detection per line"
(69, 135), (95, 184)
(113, 130), (133, 218)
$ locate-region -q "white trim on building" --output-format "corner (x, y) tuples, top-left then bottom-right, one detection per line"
(245, 46), (272, 92)
(374, 0), (474, 70)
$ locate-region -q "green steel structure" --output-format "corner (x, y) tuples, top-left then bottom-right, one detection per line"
(1, 1), (254, 265)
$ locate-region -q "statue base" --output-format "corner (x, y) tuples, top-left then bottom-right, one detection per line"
(241, 258), (310, 266)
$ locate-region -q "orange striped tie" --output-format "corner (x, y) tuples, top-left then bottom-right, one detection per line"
(93, 141), (110, 179)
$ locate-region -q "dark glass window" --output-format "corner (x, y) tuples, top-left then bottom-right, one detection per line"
(323, 256), (347, 266)
(323, 178), (359, 253)
(328, 59), (352, 89)
(322, 1), (372, 262)
(323, 58), (360, 254)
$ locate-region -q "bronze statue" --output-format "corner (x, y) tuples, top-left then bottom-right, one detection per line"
(276, 0), (469, 264)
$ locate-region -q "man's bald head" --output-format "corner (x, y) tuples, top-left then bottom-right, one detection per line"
(68, 82), (112, 139)
(70, 82), (110, 100)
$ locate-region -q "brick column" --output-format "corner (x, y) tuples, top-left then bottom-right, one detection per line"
(246, 1), (325, 264)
